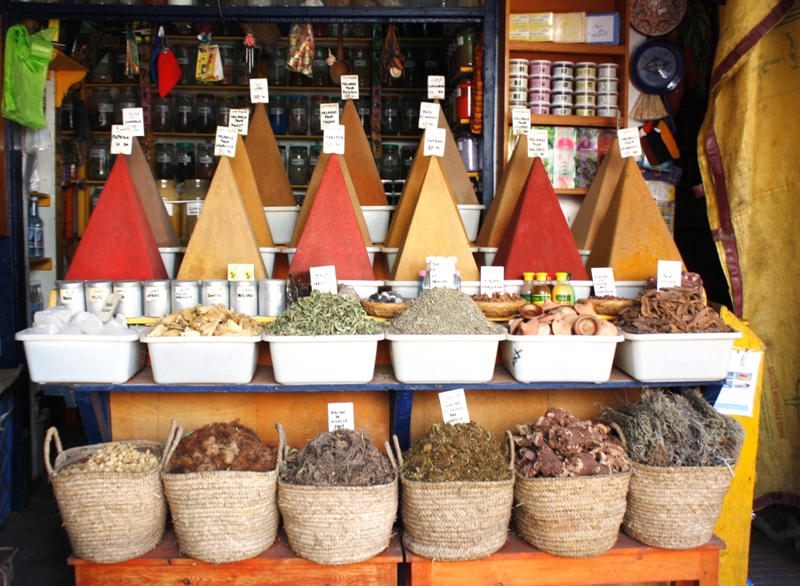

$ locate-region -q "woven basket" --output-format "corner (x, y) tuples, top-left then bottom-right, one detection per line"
(395, 432), (515, 561)
(277, 429), (399, 565)
(578, 298), (633, 316)
(623, 462), (733, 550)
(161, 420), (283, 564)
(514, 470), (631, 558)
(474, 300), (526, 318)
(361, 300), (410, 318)
(45, 427), (166, 564)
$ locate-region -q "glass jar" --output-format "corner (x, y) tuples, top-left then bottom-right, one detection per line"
(287, 145), (309, 186)
(310, 95), (326, 135)
(381, 96), (400, 135)
(115, 86), (139, 125)
(219, 45), (235, 85)
(155, 143), (175, 180)
(268, 95), (288, 135)
(158, 179), (181, 236)
(456, 27), (477, 69)
(351, 48), (371, 87)
(60, 92), (75, 131)
(311, 47), (328, 87)
(196, 143), (216, 178)
(174, 93), (194, 132)
(356, 98), (372, 136)
(288, 67), (309, 87)
(180, 178), (210, 246)
(278, 145), (287, 170)
(171, 23), (195, 36)
(401, 146), (416, 180)
(309, 144), (322, 169)
(88, 50), (114, 84)
(174, 46), (195, 85)
(88, 139), (111, 181)
(88, 87), (115, 132)
(216, 95), (235, 127)
(89, 187), (103, 216)
(403, 48), (419, 88)
(380, 144), (400, 181)
(236, 94), (253, 118)
(401, 97), (420, 136)
(267, 46), (287, 87)
(152, 95), (173, 132)
(195, 94), (216, 134)
(422, 49), (443, 80)
(175, 142), (196, 183)
(289, 95), (308, 135)
(312, 23), (327, 37)
(456, 132), (480, 172)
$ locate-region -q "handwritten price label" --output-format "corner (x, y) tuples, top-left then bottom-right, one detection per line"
(439, 389), (470, 424)
(527, 129), (548, 158)
(480, 266), (504, 295)
(249, 78), (269, 103)
(617, 127), (642, 158)
(512, 107), (531, 135)
(419, 102), (440, 129)
(428, 75), (445, 100)
(591, 267), (617, 297)
(423, 127), (446, 157)
(320, 102), (339, 129)
(122, 107), (145, 136)
(229, 108), (249, 135)
(341, 75), (360, 100)
(310, 265), (338, 294)
(214, 126), (238, 157)
(110, 125), (134, 155)
(323, 124), (345, 154)
(328, 402), (355, 432)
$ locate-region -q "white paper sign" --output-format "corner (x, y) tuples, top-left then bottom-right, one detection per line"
(423, 127), (446, 157)
(439, 389), (470, 424)
(480, 266), (504, 295)
(97, 293), (122, 323)
(250, 78), (269, 103)
(320, 102), (339, 129)
(227, 263), (255, 281)
(714, 350), (763, 417)
(328, 402), (355, 432)
(512, 107), (531, 135)
(617, 127), (642, 158)
(656, 260), (682, 290)
(591, 267), (617, 297)
(214, 126), (238, 157)
(310, 265), (337, 294)
(323, 124), (345, 154)
(418, 102), (440, 129)
(341, 75), (360, 100)
(229, 108), (249, 135)
(110, 125), (134, 155)
(122, 107), (145, 136)
(428, 75), (446, 100)
(428, 256), (456, 289)
(527, 129), (548, 158)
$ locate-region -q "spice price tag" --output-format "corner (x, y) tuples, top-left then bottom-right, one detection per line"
(319, 103), (339, 129)
(617, 127), (642, 158)
(186, 201), (203, 216)
(236, 284), (256, 301)
(214, 126), (238, 157)
(121, 107), (145, 136)
(656, 260), (682, 290)
(227, 263), (255, 281)
(310, 265), (338, 294)
(418, 102), (440, 129)
(512, 107), (531, 136)
(323, 124), (345, 154)
(229, 108), (249, 135)
(480, 266), (505, 295)
(423, 127), (446, 157)
(110, 125), (134, 155)
(249, 78), (269, 103)
(438, 389), (470, 424)
(527, 129), (548, 159)
(328, 402), (355, 432)
(97, 293), (122, 323)
(340, 75), (360, 100)
(428, 75), (446, 100)
(591, 267), (617, 297)
(428, 256), (456, 289)
(87, 287), (108, 303)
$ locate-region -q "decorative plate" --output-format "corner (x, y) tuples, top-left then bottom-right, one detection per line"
(630, 0), (688, 36)
(630, 38), (686, 95)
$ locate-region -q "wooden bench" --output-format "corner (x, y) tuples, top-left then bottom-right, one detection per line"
(404, 533), (724, 586)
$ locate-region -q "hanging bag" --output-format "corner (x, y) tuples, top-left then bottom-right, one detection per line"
(2, 25), (58, 130)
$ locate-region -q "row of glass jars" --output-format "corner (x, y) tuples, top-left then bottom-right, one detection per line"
(151, 94), (253, 134)
(84, 87), (141, 133)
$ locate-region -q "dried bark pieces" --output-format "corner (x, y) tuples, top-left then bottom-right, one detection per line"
(615, 288), (733, 334)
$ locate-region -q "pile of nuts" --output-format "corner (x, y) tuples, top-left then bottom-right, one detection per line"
(59, 443), (160, 475)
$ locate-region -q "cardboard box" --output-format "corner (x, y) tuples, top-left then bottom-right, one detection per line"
(509, 13), (530, 42)
(529, 12), (554, 42)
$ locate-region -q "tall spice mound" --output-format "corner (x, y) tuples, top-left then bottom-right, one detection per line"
(167, 421), (277, 473)
(387, 288), (505, 335)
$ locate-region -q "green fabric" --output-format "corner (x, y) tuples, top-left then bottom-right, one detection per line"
(2, 26), (57, 130)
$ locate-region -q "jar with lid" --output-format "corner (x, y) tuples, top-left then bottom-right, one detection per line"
(310, 95), (326, 135)
(309, 144), (322, 169)
(174, 94), (194, 132)
(88, 87), (115, 131)
(60, 92), (75, 131)
(456, 27), (477, 69)
(287, 146), (309, 186)
(152, 95), (173, 132)
(532, 272), (551, 306)
(196, 143), (216, 178)
(311, 47), (328, 87)
(180, 179), (210, 246)
(457, 80), (472, 119)
(158, 179), (181, 236)
(61, 139), (77, 184)
(401, 146), (416, 179)
(520, 272), (535, 302)
(175, 143), (196, 183)
(174, 46), (195, 85)
(422, 49), (443, 80)
(267, 46), (287, 87)
(381, 96), (400, 135)
(403, 48), (420, 88)
(219, 45), (235, 85)
(351, 48), (371, 87)
(155, 143), (175, 180)
(114, 86), (140, 125)
(195, 94), (216, 134)
(278, 145), (287, 170)
(289, 95), (308, 135)
(88, 50), (115, 83)
(268, 95), (288, 135)
(380, 144), (400, 181)
(88, 139), (111, 181)
(352, 22), (372, 38)
(356, 98), (372, 136)
(216, 95), (235, 127)
(456, 132), (480, 172)
(288, 67), (309, 87)
(401, 98), (420, 136)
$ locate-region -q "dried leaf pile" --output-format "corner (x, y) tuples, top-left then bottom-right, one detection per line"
(402, 422), (512, 482)
(615, 288), (733, 334)
(509, 299), (618, 337)
(512, 408), (631, 479)
(280, 429), (395, 487)
(266, 291), (379, 336)
(148, 305), (261, 337)
(387, 288), (505, 335)
(600, 389), (745, 467)
(167, 421), (277, 473)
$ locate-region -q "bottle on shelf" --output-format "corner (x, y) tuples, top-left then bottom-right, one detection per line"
(216, 95), (236, 128)
(175, 143), (196, 183)
(114, 86), (140, 125)
(196, 143), (216, 179)
(288, 145), (309, 186)
(174, 93), (194, 133)
(532, 272), (551, 306)
(88, 87), (114, 132)
(155, 143), (175, 180)
(381, 96), (400, 136)
(88, 138), (112, 181)
(551, 272), (576, 306)
(352, 48), (371, 87)
(380, 144), (400, 181)
(28, 195), (44, 259)
(195, 94), (216, 134)
(152, 95), (173, 132)
(180, 179), (210, 247)
(520, 272), (535, 302)
(60, 91), (75, 131)
(311, 47), (328, 87)
(289, 95), (309, 135)
(269, 95), (288, 135)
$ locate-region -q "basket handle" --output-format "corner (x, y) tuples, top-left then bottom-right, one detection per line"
(384, 440), (398, 470)
(274, 422), (286, 470)
(161, 419), (183, 473)
(608, 422), (627, 449)
(392, 434), (404, 468)
(506, 430), (516, 472)
(43, 426), (64, 476)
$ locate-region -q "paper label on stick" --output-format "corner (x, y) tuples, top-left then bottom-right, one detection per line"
(323, 124), (345, 154)
(428, 256), (456, 289)
(617, 127), (642, 158)
(110, 125), (134, 155)
(97, 293), (122, 323)
(328, 402), (355, 432)
(320, 103), (339, 129)
(229, 108), (249, 135)
(591, 267), (617, 297)
(480, 266), (504, 295)
(423, 127), (446, 157)
(439, 389), (470, 424)
(214, 126), (238, 157)
(418, 102), (440, 129)
(512, 107), (531, 135)
(341, 75), (360, 100)
(310, 265), (337, 294)
(527, 129), (548, 158)
(656, 260), (682, 290)
(428, 75), (446, 99)
(227, 263), (255, 281)
(122, 108), (145, 136)
(250, 78), (269, 103)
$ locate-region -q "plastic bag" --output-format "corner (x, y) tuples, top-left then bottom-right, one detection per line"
(2, 25), (58, 130)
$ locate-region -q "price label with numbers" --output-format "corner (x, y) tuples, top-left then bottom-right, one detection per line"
(214, 126), (238, 157)
(122, 107), (145, 136)
(423, 127), (446, 157)
(229, 108), (249, 135)
(310, 265), (337, 294)
(341, 75), (360, 100)
(250, 78), (269, 103)
(418, 102), (440, 129)
(617, 127), (642, 158)
(323, 124), (345, 154)
(428, 75), (446, 100)
(527, 129), (548, 158)
(591, 267), (617, 297)
(512, 107), (531, 135)
(439, 389), (470, 424)
(110, 125), (134, 155)
(328, 402), (355, 432)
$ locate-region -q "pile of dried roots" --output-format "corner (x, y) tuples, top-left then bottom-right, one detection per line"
(167, 421), (277, 473)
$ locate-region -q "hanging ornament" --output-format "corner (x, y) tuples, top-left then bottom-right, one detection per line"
(125, 24), (140, 78)
(243, 32), (257, 74)
(380, 24), (404, 83)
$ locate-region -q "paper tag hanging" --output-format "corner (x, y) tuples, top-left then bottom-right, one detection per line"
(320, 103), (339, 129)
(122, 107), (145, 136)
(310, 265), (337, 294)
(428, 75), (446, 100)
(229, 108), (249, 135)
(512, 107), (531, 135)
(418, 102), (440, 129)
(110, 125), (134, 155)
(340, 75), (360, 100)
(214, 126), (238, 157)
(423, 127), (446, 157)
(617, 127), (642, 158)
(250, 78), (269, 103)
(527, 129), (548, 158)
(591, 267), (617, 297)
(323, 124), (345, 154)
(328, 402), (355, 432)
(439, 389), (470, 424)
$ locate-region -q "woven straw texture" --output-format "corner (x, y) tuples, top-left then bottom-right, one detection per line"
(160, 420), (282, 564)
(361, 300), (410, 318)
(396, 433), (515, 561)
(623, 462), (732, 550)
(514, 471), (631, 558)
(474, 300), (527, 318)
(45, 427), (166, 564)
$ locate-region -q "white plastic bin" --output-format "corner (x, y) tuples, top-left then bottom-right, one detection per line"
(259, 247), (281, 278)
(387, 280), (420, 299)
(362, 206), (395, 244)
(339, 280), (383, 298)
(263, 206), (300, 245)
(457, 205), (485, 242)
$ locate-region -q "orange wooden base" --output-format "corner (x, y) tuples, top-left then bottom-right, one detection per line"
(69, 529), (402, 586)
(405, 533), (724, 586)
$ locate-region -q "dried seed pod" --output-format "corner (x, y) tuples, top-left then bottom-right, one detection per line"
(574, 314), (600, 336)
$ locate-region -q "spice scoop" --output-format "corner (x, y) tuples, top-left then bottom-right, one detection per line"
(329, 25), (350, 85)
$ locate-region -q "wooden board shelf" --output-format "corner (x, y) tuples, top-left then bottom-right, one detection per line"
(509, 41), (628, 55)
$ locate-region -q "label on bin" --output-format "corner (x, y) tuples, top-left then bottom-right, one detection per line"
(419, 102), (440, 129)
(250, 78), (269, 103)
(229, 108), (249, 135)
(656, 260), (682, 290)
(310, 265), (337, 294)
(480, 266), (504, 295)
(98, 293), (122, 323)
(87, 288), (108, 303)
(591, 267), (617, 297)
(341, 75), (360, 100)
(328, 402), (355, 432)
(228, 264), (255, 281)
(439, 389), (470, 424)
(206, 286), (226, 302)
(428, 75), (446, 100)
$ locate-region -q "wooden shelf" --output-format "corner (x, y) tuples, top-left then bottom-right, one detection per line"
(29, 257), (53, 271)
(555, 188), (587, 196)
(509, 41), (627, 55)
(529, 114), (618, 128)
